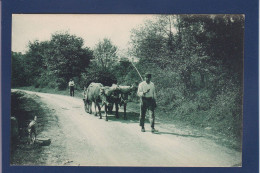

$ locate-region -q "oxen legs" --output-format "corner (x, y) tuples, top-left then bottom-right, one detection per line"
(123, 103), (127, 120)
(104, 105), (109, 121)
(84, 100), (127, 121)
(85, 101), (101, 119)
(94, 103), (97, 116)
(88, 102), (92, 114)
(115, 103), (119, 119)
(83, 99), (88, 113)
(85, 100), (106, 121)
(83, 99), (92, 114)
(94, 102), (102, 119)
(114, 103), (127, 120)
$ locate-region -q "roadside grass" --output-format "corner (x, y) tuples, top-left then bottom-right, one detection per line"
(15, 86), (84, 98)
(11, 91), (49, 165)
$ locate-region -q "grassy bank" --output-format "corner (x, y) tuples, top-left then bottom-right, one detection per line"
(15, 86), (84, 98)
(11, 91), (51, 165)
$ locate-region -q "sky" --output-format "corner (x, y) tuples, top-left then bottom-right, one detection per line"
(12, 14), (155, 55)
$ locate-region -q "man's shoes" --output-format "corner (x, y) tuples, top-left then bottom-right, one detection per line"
(141, 128), (145, 132)
(151, 128), (158, 133)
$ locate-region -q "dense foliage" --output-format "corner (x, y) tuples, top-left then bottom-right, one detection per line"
(12, 32), (93, 89)
(128, 15), (244, 140)
(11, 52), (28, 87)
(12, 15), (244, 140)
(93, 38), (118, 71)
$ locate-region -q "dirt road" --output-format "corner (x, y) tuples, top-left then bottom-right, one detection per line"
(12, 90), (241, 167)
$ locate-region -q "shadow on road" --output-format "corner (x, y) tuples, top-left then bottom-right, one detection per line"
(97, 109), (204, 138)
(104, 111), (140, 124)
(153, 131), (203, 138)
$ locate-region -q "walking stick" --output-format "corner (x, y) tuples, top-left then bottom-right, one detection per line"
(130, 58), (143, 81)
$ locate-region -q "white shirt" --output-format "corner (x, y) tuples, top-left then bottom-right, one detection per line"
(69, 81), (75, 87)
(137, 81), (156, 99)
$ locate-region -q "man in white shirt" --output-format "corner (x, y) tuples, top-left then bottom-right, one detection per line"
(68, 79), (75, 97)
(137, 73), (158, 133)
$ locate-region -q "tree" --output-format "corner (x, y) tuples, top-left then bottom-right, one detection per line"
(24, 40), (51, 87)
(111, 57), (132, 84)
(45, 32), (93, 89)
(15, 32), (93, 89)
(130, 14), (244, 92)
(93, 38), (118, 71)
(129, 18), (168, 67)
(177, 14), (244, 93)
(11, 52), (28, 87)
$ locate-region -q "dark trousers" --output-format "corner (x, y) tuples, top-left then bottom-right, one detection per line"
(139, 97), (155, 128)
(70, 86), (74, 96)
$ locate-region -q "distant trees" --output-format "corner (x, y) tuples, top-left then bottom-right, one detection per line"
(24, 40), (51, 87)
(81, 38), (119, 87)
(12, 32), (93, 89)
(93, 38), (118, 71)
(45, 32), (93, 89)
(11, 52), (28, 87)
(110, 57), (133, 85)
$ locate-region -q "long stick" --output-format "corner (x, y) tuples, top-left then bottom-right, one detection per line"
(130, 59), (143, 81)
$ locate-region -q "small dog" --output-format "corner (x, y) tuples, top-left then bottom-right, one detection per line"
(27, 116), (37, 144)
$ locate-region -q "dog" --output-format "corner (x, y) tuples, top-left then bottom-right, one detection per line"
(27, 116), (37, 144)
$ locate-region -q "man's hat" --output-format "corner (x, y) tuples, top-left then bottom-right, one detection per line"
(144, 73), (152, 78)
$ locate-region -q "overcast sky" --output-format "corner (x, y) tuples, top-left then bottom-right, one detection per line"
(12, 14), (155, 55)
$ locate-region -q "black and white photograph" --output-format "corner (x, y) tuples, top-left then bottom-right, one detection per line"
(10, 14), (244, 167)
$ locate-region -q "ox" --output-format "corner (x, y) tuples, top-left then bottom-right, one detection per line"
(83, 83), (103, 119)
(100, 83), (138, 121)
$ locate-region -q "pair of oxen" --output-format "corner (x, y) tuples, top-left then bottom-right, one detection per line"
(83, 83), (138, 121)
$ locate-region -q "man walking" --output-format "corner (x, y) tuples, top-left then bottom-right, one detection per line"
(68, 79), (75, 97)
(137, 73), (158, 133)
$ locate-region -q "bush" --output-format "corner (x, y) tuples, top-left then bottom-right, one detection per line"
(56, 78), (67, 90)
(82, 69), (117, 87)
